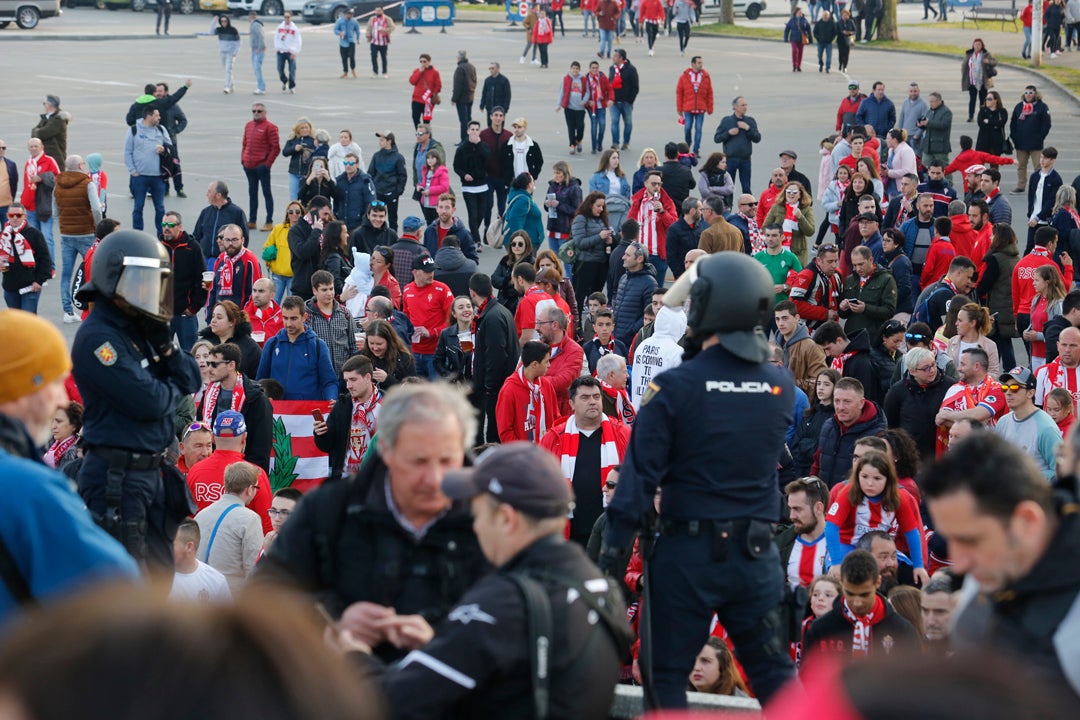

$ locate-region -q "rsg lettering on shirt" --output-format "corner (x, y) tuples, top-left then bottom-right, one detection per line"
(195, 483), (224, 504)
(705, 380), (783, 395)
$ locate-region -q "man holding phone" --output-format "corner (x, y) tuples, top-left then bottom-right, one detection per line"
(287, 195), (332, 301)
(313, 354), (383, 482)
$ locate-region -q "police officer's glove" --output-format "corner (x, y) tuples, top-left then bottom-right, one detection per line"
(597, 543), (629, 581)
(139, 317), (177, 357)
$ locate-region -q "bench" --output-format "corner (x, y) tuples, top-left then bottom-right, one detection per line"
(948, 0), (982, 8)
(961, 7), (1020, 30)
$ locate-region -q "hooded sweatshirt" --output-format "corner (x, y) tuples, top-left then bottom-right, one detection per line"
(433, 244), (478, 297)
(630, 306), (687, 408)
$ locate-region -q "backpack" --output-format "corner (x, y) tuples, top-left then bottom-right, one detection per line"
(487, 194), (526, 250)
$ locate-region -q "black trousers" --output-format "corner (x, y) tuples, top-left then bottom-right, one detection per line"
(462, 191), (489, 248)
(474, 391), (500, 444)
(457, 102), (472, 143)
(370, 43), (388, 74)
(564, 108), (586, 146)
(573, 260), (608, 306)
(379, 193), (400, 231)
(156, 1), (170, 33)
(646, 22), (660, 49)
(538, 42), (549, 66)
(411, 101), (427, 128)
(339, 43), (356, 72)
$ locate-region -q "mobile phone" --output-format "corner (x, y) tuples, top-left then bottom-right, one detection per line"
(312, 409), (324, 423)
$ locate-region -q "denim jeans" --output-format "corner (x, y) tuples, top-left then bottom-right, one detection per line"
(682, 112), (704, 156)
(271, 272), (292, 303)
(289, 173), (303, 201)
(252, 50), (266, 92)
(171, 314), (199, 352)
(414, 352), (436, 379)
(817, 42), (833, 70)
(727, 156), (752, 193)
(648, 254), (669, 287)
(599, 28), (614, 57)
(25, 210), (55, 261)
(276, 51), (297, 89)
(582, 9), (596, 34)
(589, 108), (607, 153)
(809, 1), (821, 22)
(60, 233), (95, 315)
(129, 174), (166, 231)
(610, 101), (633, 146)
(4, 289), (40, 313)
(243, 164), (274, 224)
(1023, 26), (1032, 56)
(221, 50), (237, 89)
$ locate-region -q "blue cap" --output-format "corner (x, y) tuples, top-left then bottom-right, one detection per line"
(213, 410), (247, 437)
(402, 216), (425, 232)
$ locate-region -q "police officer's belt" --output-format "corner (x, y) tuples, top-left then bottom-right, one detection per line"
(659, 518), (753, 537)
(86, 446), (167, 471)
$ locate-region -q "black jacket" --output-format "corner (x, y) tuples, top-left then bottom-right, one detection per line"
(803, 594), (919, 660)
(198, 321), (263, 381)
(350, 218), (398, 256)
(814, 398), (888, 487)
(663, 217), (706, 280)
(254, 452), (488, 662)
(658, 160), (694, 209)
(491, 254), (532, 315)
(367, 146), (409, 198)
(791, 403), (833, 475)
(453, 141), (491, 190)
(298, 177), (336, 207)
(479, 73), (512, 114)
(884, 370), (950, 459)
(1044, 315), (1074, 365)
(500, 137), (544, 185)
(473, 299), (519, 397)
(380, 535), (631, 720)
(838, 329), (885, 402)
(125, 85), (189, 127)
(433, 325), (473, 384)
(433, 246), (477, 298)
(282, 136), (316, 177)
(0, 223), (52, 293)
(288, 215), (322, 301)
(608, 60), (640, 104)
(163, 231), (207, 317)
(191, 199), (249, 258)
(195, 373), (273, 474)
(372, 351), (415, 390)
(312, 390), (378, 483)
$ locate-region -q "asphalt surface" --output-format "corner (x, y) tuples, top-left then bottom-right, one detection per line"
(3, 7), (1079, 346)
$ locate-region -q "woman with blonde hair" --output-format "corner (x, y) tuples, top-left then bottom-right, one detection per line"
(1024, 263), (1070, 370)
(1051, 185), (1080, 259)
(764, 181), (815, 264)
(945, 302), (1002, 378)
(262, 201), (301, 302)
(632, 148), (660, 194)
(298, 157), (335, 206)
(283, 117), (316, 201)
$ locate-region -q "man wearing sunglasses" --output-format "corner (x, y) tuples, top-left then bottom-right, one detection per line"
(241, 104), (279, 232)
(334, 152), (376, 233)
(160, 211), (207, 351)
(995, 367), (1060, 480)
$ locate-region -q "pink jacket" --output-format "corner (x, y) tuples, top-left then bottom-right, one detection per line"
(419, 164), (449, 208)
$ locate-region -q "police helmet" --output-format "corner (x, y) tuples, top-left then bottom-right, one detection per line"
(665, 252), (773, 362)
(75, 230), (174, 322)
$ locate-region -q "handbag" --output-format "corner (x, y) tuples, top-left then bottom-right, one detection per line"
(1002, 131), (1014, 155)
(486, 215), (507, 249)
(262, 243), (278, 262)
(557, 238), (579, 268)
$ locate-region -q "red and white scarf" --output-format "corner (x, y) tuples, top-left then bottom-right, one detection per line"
(841, 594), (886, 656)
(558, 415), (621, 492)
(585, 72), (605, 110)
(686, 69), (704, 94)
(831, 350), (858, 374)
(599, 377), (636, 426)
(370, 14), (389, 45)
(346, 391), (381, 475)
(984, 186), (1000, 203)
(738, 212), (766, 255)
(217, 252), (235, 297)
(782, 203), (799, 249)
(519, 366), (548, 442)
(201, 376), (247, 423)
(611, 64), (623, 89)
(1067, 206), (1080, 230)
(1019, 101), (1034, 120)
(0, 223), (36, 268)
(422, 88), (434, 122)
(44, 434), (78, 469)
(636, 194), (660, 256)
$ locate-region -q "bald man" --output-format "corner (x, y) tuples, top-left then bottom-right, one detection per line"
(244, 277), (283, 345)
(684, 248), (707, 272)
(1036, 325), (1080, 410)
(725, 193), (761, 254)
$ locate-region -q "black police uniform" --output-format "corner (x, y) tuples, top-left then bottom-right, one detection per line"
(604, 342), (796, 707)
(380, 535), (631, 720)
(73, 299), (202, 571)
(254, 452), (488, 662)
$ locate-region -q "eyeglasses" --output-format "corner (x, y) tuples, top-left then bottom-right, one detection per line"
(218, 236), (242, 242)
(252, 109), (264, 114)
(914, 363), (936, 373)
(287, 208), (303, 215)
(343, 161), (356, 166)
(267, 508), (292, 518)
(604, 481), (617, 489)
(535, 320), (556, 327)
(161, 221), (179, 228)
(1000, 383), (1025, 392)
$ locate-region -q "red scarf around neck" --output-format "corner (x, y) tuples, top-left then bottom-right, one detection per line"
(519, 365), (548, 441)
(44, 434), (78, 469)
(217, 252), (235, 296)
(599, 378), (636, 426)
(346, 391), (381, 474)
(0, 223), (36, 268)
(558, 415), (621, 493)
(841, 594), (887, 656)
(202, 376), (247, 423)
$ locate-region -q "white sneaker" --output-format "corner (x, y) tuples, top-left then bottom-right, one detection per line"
(63, 312), (81, 324)
(253, 89), (265, 95)
(520, 56), (526, 63)
(648, 49), (654, 56)
(531, 58), (541, 65)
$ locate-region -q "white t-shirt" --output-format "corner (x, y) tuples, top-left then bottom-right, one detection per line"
(512, 138), (530, 176)
(170, 560), (234, 604)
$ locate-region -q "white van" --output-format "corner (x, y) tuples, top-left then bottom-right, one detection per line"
(0, 0), (61, 28)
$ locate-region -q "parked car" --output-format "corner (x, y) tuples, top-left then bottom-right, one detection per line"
(302, 0), (396, 24)
(227, 0), (301, 16)
(0, 0), (61, 28)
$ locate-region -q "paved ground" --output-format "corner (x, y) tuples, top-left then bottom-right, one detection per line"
(3, 6), (1079, 346)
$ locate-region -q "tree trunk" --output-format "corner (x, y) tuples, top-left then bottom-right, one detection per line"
(878, 0), (899, 41)
(721, 0), (735, 24)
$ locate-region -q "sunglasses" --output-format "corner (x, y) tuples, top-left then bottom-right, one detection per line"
(181, 421), (211, 441)
(343, 161), (356, 166)
(287, 208), (303, 214)
(161, 221), (179, 228)
(741, 201), (759, 207)
(510, 242), (525, 248)
(819, 244), (839, 252)
(7, 213), (25, 219)
(218, 236), (242, 242)
(905, 333), (928, 342)
(1000, 383), (1027, 392)
(604, 481), (617, 489)
(205, 360), (229, 368)
(370, 201), (386, 208)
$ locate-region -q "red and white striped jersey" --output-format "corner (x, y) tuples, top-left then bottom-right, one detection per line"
(1035, 358), (1080, 409)
(787, 534), (828, 590)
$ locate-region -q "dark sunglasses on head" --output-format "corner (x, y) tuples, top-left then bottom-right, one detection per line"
(370, 201), (387, 208)
(882, 320), (905, 333)
(905, 332), (928, 342)
(818, 244), (839, 252)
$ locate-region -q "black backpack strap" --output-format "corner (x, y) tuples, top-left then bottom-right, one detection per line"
(0, 532), (34, 607)
(506, 572), (553, 720)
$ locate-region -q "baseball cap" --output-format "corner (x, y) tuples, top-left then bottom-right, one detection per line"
(964, 164), (987, 175)
(213, 410), (247, 437)
(402, 216), (424, 233)
(413, 256), (436, 272)
(442, 442), (574, 519)
(779, 150), (798, 160)
(999, 367), (1036, 389)
(857, 212), (879, 223)
(848, 80), (860, 89)
(376, 130), (396, 144)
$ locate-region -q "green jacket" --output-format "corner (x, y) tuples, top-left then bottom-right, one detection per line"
(839, 264), (897, 338)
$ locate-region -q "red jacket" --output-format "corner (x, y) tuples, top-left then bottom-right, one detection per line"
(949, 212), (977, 260)
(970, 223), (992, 276)
(539, 415), (630, 468)
(496, 371), (558, 443)
(408, 66), (442, 104)
(241, 118), (280, 170)
(545, 335), (586, 417)
(532, 16), (554, 43)
(789, 261), (841, 327)
(20, 153), (60, 212)
(640, 0), (665, 22)
(243, 299), (283, 344)
(629, 188), (678, 259)
(943, 148), (1015, 176)
(675, 68), (714, 115)
(402, 279), (455, 355)
(920, 237), (956, 290)
(836, 93), (866, 132)
(756, 184), (783, 228)
(186, 449), (273, 534)
(1013, 248), (1073, 316)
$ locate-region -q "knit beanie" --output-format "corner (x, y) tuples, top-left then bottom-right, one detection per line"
(0, 311), (72, 405)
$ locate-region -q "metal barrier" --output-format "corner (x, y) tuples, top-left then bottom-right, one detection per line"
(402, 0), (454, 33)
(504, 0), (527, 23)
(609, 685), (762, 717)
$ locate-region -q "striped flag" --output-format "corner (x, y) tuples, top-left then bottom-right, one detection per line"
(269, 399), (333, 493)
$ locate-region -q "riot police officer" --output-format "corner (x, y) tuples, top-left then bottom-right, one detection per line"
(600, 252), (796, 708)
(72, 230), (202, 573)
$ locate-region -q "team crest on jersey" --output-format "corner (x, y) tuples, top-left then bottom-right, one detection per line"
(828, 502), (839, 515)
(94, 342), (117, 366)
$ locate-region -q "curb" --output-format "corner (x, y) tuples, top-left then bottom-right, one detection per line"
(0, 32), (198, 40)
(698, 30), (1080, 109)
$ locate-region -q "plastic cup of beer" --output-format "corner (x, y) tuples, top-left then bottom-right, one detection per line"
(458, 332), (473, 353)
(202, 271), (214, 289)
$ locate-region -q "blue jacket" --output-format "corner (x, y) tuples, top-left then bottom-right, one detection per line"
(783, 14), (811, 44)
(72, 300), (202, 453)
(854, 93), (897, 140)
(503, 188), (545, 249)
(257, 327), (338, 401)
(0, 415), (137, 627)
(883, 246), (915, 314)
(588, 172), (631, 199)
(123, 120), (171, 177)
(422, 216), (479, 262)
(815, 399), (888, 487)
(333, 16), (361, 46)
(334, 170), (377, 230)
(613, 264), (659, 348)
